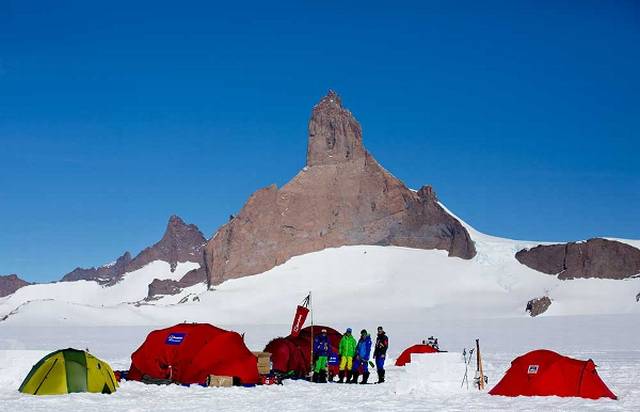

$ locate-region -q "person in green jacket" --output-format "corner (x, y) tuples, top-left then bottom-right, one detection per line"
(338, 328), (357, 383)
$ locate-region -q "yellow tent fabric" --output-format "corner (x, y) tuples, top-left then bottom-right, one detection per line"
(19, 348), (118, 395)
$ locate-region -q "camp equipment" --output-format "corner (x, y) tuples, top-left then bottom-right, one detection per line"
(395, 343), (439, 366)
(489, 349), (617, 399)
(19, 348), (117, 395)
(252, 351), (272, 375)
(474, 339), (486, 390)
(461, 347), (474, 389)
(128, 323), (259, 386)
(264, 325), (342, 379)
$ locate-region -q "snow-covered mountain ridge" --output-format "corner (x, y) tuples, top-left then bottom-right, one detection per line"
(1, 208), (638, 326)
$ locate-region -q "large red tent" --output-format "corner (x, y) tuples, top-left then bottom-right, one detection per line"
(395, 344), (439, 366)
(264, 325), (342, 378)
(489, 349), (617, 400)
(128, 323), (259, 385)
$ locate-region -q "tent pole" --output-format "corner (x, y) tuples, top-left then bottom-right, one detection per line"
(309, 290), (314, 377)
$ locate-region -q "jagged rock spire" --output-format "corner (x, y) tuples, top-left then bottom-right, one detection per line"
(205, 91), (477, 285)
(306, 90), (365, 166)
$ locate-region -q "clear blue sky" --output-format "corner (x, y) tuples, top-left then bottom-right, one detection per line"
(1, 1), (638, 282)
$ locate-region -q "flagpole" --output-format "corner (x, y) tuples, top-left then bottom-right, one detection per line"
(309, 290), (314, 377)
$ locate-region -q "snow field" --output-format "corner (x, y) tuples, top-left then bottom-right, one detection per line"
(0, 316), (638, 411)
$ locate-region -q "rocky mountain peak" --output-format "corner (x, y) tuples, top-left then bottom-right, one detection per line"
(0, 274), (31, 297)
(61, 251), (132, 283)
(205, 91), (476, 285)
(316, 89), (342, 107)
(61, 215), (207, 286)
(167, 214), (186, 227)
(307, 90), (365, 167)
(127, 215), (206, 273)
(417, 185), (438, 202)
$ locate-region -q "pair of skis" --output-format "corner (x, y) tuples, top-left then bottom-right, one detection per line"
(461, 339), (486, 390)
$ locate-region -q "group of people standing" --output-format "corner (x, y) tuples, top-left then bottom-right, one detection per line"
(313, 326), (388, 384)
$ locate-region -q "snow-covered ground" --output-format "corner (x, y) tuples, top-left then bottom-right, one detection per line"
(1, 241), (638, 326)
(0, 316), (638, 411)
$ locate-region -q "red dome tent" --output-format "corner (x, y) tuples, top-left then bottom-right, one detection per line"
(489, 350), (617, 400)
(128, 323), (259, 385)
(395, 344), (439, 366)
(264, 326), (342, 377)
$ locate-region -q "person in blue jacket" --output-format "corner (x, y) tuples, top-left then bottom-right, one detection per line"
(351, 329), (372, 384)
(313, 329), (330, 383)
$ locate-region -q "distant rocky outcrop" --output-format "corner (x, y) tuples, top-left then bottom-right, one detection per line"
(516, 238), (640, 280)
(204, 91), (476, 285)
(61, 251), (132, 284)
(61, 215), (207, 287)
(146, 278), (182, 299)
(127, 215), (206, 274)
(145, 266), (208, 301)
(0, 274), (31, 297)
(526, 296), (552, 317)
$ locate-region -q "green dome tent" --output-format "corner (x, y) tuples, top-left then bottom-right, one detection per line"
(19, 348), (118, 395)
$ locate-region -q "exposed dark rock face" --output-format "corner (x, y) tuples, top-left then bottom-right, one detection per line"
(147, 278), (182, 298)
(61, 215), (207, 287)
(145, 267), (207, 301)
(0, 274), (31, 297)
(526, 296), (552, 317)
(204, 91), (476, 285)
(516, 238), (640, 280)
(127, 215), (206, 274)
(61, 252), (132, 284)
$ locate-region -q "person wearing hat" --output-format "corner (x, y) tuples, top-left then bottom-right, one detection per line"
(351, 329), (372, 384)
(373, 326), (389, 383)
(313, 328), (330, 383)
(337, 328), (357, 383)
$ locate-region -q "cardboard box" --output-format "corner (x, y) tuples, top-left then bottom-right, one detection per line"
(207, 375), (233, 387)
(253, 351), (272, 375)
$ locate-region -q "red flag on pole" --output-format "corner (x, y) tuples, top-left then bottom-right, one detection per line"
(290, 294), (311, 337)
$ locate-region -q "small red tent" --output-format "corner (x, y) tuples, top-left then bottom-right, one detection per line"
(128, 323), (259, 385)
(264, 326), (342, 377)
(395, 344), (439, 366)
(489, 349), (616, 400)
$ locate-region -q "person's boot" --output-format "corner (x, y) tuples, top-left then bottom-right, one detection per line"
(319, 370), (327, 383)
(346, 371), (353, 384)
(338, 371), (345, 383)
(350, 372), (359, 384)
(360, 372), (370, 384)
(379, 369), (385, 383)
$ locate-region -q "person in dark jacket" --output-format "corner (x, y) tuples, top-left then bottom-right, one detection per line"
(313, 329), (330, 383)
(351, 329), (372, 384)
(373, 326), (389, 383)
